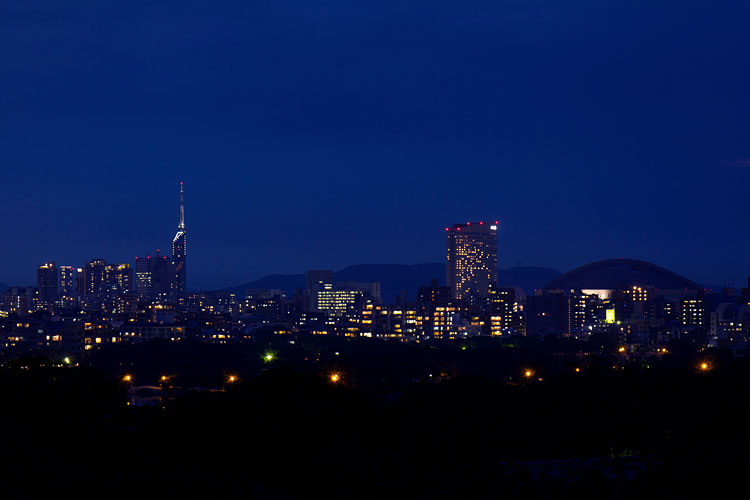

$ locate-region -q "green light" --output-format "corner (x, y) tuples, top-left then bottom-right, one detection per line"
(63, 357), (71, 365)
(263, 352), (275, 362)
(461, 346), (467, 351)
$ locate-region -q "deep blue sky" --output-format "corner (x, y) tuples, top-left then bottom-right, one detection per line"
(2, 1), (750, 290)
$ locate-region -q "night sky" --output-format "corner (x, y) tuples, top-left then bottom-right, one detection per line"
(2, 1), (749, 290)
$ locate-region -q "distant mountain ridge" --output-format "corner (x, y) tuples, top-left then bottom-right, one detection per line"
(221, 263), (560, 302)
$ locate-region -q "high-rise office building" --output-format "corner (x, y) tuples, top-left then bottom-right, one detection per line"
(104, 263), (133, 293)
(337, 281), (381, 303)
(489, 284), (525, 336)
(83, 259), (107, 297)
(680, 297), (706, 329)
(59, 266), (77, 296)
(172, 182), (187, 296)
(316, 289), (362, 316)
(446, 221), (498, 303)
(135, 250), (176, 298)
(303, 272), (377, 316)
(37, 261), (58, 303)
(74, 268), (85, 296)
(305, 270), (334, 312)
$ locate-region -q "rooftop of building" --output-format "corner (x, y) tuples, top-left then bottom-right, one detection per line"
(446, 221), (499, 232)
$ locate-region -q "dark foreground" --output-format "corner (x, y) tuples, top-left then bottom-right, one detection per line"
(0, 338), (748, 499)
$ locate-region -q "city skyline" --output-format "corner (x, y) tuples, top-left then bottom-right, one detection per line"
(0, 178), (736, 293)
(0, 186), (735, 293)
(3, 3), (750, 496)
(0, 199), (739, 292)
(25, 184), (188, 301)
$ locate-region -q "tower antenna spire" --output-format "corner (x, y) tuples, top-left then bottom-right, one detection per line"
(179, 181), (185, 230)
(173, 181), (187, 295)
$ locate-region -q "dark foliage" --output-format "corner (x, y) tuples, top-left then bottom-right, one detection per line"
(0, 340), (748, 498)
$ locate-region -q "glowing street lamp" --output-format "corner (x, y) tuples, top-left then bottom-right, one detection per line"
(263, 352), (275, 363)
(699, 362), (711, 372)
(63, 357), (71, 365)
(122, 374), (132, 383)
(329, 373), (340, 383)
(227, 374), (238, 383)
(523, 369), (534, 379)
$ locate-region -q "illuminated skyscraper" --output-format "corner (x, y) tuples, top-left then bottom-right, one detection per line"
(172, 182), (187, 295)
(74, 267), (85, 296)
(59, 266), (77, 296)
(83, 259), (107, 297)
(316, 289), (362, 316)
(135, 250), (176, 298)
(305, 270), (334, 311)
(37, 261), (58, 303)
(446, 221), (498, 303)
(680, 297), (706, 328)
(489, 284), (525, 336)
(104, 263), (133, 293)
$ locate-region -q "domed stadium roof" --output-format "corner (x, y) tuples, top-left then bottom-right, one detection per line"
(544, 258), (699, 291)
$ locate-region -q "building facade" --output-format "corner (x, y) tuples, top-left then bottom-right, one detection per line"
(59, 266), (77, 297)
(37, 261), (58, 303)
(306, 270), (334, 312)
(83, 259), (107, 297)
(104, 263), (133, 293)
(446, 221), (498, 303)
(135, 251), (177, 298)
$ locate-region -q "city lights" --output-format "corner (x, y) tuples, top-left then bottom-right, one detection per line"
(446, 221), (498, 302)
(9, 204), (732, 361)
(5, 187), (747, 413)
(1, 8), (747, 496)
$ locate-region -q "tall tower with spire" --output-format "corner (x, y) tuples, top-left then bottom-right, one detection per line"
(172, 182), (187, 295)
